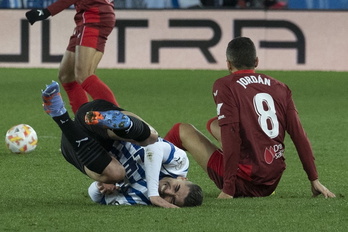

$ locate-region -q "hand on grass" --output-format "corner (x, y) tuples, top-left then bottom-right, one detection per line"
(150, 196), (179, 208)
(217, 191), (233, 199)
(311, 179), (336, 198)
(97, 182), (119, 195)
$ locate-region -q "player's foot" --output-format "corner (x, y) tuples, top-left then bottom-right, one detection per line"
(85, 110), (131, 130)
(42, 81), (67, 117)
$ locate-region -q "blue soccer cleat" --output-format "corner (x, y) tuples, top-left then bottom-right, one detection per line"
(84, 110), (131, 130)
(42, 81), (67, 117)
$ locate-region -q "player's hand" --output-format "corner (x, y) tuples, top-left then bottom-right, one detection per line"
(310, 179), (336, 198)
(25, 9), (51, 25)
(217, 191), (233, 199)
(97, 182), (118, 195)
(150, 196), (179, 208)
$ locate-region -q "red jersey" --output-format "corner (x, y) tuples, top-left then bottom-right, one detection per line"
(47, 0), (115, 26)
(213, 70), (318, 196)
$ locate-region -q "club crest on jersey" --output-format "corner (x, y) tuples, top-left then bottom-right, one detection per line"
(264, 144), (284, 164)
(174, 157), (186, 170)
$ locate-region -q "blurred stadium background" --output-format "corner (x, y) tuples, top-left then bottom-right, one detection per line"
(1, 0), (348, 9)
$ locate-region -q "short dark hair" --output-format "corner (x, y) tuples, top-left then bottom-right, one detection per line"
(183, 183), (203, 207)
(226, 37), (256, 69)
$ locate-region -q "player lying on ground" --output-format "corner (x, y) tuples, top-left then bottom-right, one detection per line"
(87, 135), (202, 207)
(42, 81), (203, 207)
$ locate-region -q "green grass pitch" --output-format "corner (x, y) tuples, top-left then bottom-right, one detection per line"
(0, 68), (347, 231)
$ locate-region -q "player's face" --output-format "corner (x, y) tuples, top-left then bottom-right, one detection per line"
(158, 177), (190, 207)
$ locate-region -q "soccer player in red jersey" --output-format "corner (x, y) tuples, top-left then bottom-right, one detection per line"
(25, 0), (118, 113)
(165, 37), (335, 199)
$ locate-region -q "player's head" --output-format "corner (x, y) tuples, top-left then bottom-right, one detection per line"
(159, 177), (203, 207)
(226, 37), (258, 72)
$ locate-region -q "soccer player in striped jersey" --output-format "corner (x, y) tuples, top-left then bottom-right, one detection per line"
(88, 137), (202, 207)
(42, 81), (203, 208)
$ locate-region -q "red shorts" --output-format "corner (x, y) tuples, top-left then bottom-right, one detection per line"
(67, 7), (115, 53)
(207, 150), (280, 197)
(67, 23), (114, 53)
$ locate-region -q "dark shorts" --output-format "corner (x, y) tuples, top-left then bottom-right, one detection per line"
(60, 99), (123, 173)
(207, 150), (280, 197)
(60, 134), (86, 174)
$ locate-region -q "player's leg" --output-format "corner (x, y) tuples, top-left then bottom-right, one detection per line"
(85, 110), (131, 129)
(58, 49), (89, 114)
(74, 45), (102, 83)
(75, 45), (119, 106)
(73, 22), (119, 106)
(42, 81), (125, 183)
(206, 116), (221, 145)
(165, 123), (218, 172)
(84, 156), (125, 183)
(84, 107), (154, 144)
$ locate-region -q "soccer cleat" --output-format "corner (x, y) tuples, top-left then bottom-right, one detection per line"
(42, 81), (67, 117)
(85, 110), (131, 130)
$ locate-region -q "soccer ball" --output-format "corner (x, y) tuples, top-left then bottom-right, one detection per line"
(5, 124), (38, 154)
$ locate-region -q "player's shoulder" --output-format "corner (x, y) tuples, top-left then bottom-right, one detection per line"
(213, 74), (234, 87)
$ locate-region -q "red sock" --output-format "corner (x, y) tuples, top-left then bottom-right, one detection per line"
(81, 75), (119, 106)
(164, 123), (186, 151)
(62, 81), (89, 114)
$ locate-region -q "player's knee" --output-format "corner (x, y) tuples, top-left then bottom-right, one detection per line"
(100, 165), (126, 184)
(74, 66), (93, 84)
(206, 117), (218, 133)
(179, 123), (196, 137)
(74, 74), (88, 84)
(58, 71), (75, 83)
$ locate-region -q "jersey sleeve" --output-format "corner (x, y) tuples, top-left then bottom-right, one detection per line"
(220, 123), (241, 196)
(286, 96), (318, 181)
(88, 181), (104, 203)
(144, 142), (165, 197)
(213, 79), (241, 196)
(47, 0), (77, 16)
(213, 78), (239, 125)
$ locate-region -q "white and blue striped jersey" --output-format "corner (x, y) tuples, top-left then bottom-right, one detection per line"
(88, 138), (189, 205)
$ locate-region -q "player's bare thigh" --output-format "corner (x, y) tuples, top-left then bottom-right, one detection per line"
(179, 123), (218, 172)
(58, 50), (76, 83)
(74, 45), (103, 83)
(208, 117), (221, 145)
(84, 157), (125, 183)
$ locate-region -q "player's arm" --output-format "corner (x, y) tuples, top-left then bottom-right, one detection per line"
(25, 0), (77, 25)
(149, 196), (179, 208)
(144, 142), (179, 208)
(88, 182), (105, 203)
(286, 95), (335, 198)
(213, 80), (240, 198)
(286, 98), (318, 181)
(219, 122), (241, 198)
